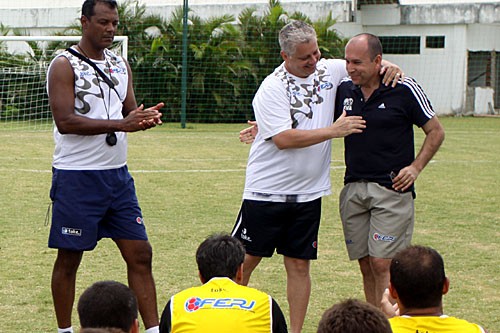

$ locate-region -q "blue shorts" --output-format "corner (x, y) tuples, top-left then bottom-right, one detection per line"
(231, 199), (321, 260)
(48, 166), (147, 251)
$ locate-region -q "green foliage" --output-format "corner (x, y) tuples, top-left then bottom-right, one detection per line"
(125, 0), (350, 123)
(0, 24), (50, 121)
(0, 0), (348, 124)
(313, 12), (348, 59)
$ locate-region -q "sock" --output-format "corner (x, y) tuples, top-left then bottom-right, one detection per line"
(145, 326), (159, 333)
(57, 327), (73, 333)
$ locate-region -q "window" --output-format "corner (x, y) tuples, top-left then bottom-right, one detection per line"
(468, 51), (491, 87)
(379, 36), (420, 54)
(468, 51), (500, 108)
(426, 36), (445, 49)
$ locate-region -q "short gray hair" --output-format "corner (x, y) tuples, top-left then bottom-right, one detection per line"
(279, 20), (317, 56)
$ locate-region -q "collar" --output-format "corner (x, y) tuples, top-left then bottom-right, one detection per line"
(206, 276), (235, 283)
(350, 77), (392, 96)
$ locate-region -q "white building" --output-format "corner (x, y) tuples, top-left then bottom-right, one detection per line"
(1, 0), (499, 115)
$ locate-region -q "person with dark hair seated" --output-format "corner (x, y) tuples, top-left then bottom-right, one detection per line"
(317, 298), (392, 333)
(159, 234), (288, 333)
(381, 245), (487, 333)
(77, 280), (139, 333)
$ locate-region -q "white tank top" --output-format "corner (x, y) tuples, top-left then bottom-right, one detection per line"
(47, 48), (129, 170)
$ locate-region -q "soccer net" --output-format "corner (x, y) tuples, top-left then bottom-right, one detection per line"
(0, 36), (128, 131)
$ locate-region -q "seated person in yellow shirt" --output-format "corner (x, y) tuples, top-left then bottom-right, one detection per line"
(159, 233), (288, 333)
(381, 245), (487, 333)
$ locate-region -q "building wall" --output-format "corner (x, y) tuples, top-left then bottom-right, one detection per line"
(346, 2), (500, 115)
(364, 24), (468, 115)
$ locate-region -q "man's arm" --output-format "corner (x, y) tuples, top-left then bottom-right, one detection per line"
(271, 111), (365, 149)
(392, 116), (445, 192)
(239, 111), (366, 147)
(48, 56), (162, 135)
(380, 59), (404, 87)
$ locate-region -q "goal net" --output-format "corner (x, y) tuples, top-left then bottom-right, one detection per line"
(0, 35), (128, 131)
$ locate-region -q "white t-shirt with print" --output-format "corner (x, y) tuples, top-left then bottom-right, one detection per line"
(243, 58), (347, 201)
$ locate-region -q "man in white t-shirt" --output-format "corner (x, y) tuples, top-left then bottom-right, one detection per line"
(232, 20), (401, 333)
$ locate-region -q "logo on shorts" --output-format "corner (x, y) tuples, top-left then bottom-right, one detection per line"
(62, 227), (82, 236)
(136, 217), (143, 225)
(240, 228), (252, 242)
(312, 241), (317, 249)
(184, 297), (256, 312)
(373, 233), (396, 242)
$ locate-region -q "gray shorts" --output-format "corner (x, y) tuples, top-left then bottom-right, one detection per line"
(339, 181), (414, 260)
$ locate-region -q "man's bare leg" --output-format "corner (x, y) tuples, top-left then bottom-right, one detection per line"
(370, 256), (391, 306)
(51, 249), (83, 329)
(284, 256), (311, 333)
(358, 256), (391, 307)
(359, 256), (376, 305)
(240, 254), (262, 285)
(115, 239), (158, 329)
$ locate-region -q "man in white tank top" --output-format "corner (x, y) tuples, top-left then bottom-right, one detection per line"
(46, 1), (163, 333)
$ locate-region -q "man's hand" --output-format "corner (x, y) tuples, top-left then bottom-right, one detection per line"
(380, 288), (399, 318)
(391, 165), (419, 192)
(380, 60), (404, 87)
(124, 102), (164, 132)
(330, 111), (366, 138)
(239, 120), (258, 144)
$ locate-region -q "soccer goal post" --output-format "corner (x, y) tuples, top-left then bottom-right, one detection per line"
(0, 35), (128, 131)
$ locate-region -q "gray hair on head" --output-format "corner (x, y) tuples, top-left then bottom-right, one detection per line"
(279, 20), (317, 56)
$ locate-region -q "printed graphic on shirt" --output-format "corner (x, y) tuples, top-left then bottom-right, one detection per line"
(66, 50), (125, 115)
(275, 63), (334, 128)
(343, 98), (354, 113)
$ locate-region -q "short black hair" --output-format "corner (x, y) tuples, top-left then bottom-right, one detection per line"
(390, 245), (446, 309)
(82, 0), (118, 18)
(196, 234), (245, 281)
(317, 299), (392, 333)
(77, 280), (138, 331)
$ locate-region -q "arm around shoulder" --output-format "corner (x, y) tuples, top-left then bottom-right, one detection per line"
(271, 110), (365, 149)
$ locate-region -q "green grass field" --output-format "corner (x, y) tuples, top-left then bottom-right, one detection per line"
(0, 117), (498, 332)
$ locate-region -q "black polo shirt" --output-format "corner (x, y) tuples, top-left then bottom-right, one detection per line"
(334, 77), (434, 192)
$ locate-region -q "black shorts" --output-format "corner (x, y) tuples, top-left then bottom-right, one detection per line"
(231, 198), (321, 260)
